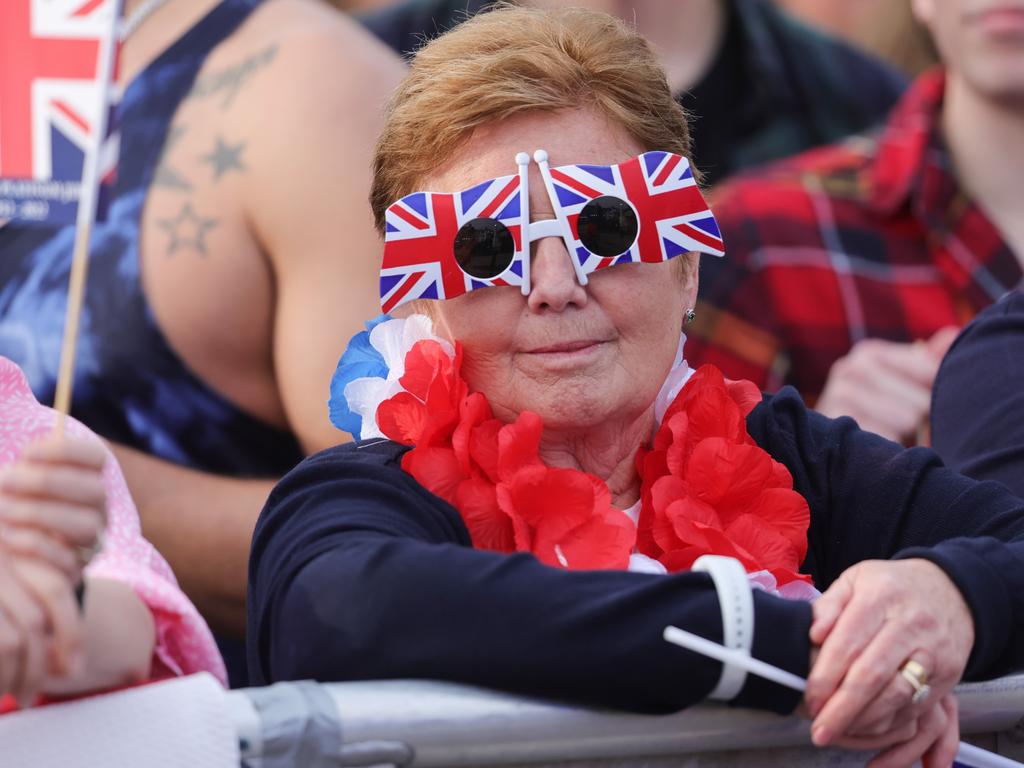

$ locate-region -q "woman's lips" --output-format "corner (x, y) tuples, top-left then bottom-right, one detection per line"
(526, 340), (606, 355)
(971, 6), (1024, 34)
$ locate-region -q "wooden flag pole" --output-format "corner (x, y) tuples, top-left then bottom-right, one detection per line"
(52, 219), (94, 432)
(52, 5), (122, 434)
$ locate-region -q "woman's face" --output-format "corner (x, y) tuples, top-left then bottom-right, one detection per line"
(422, 108), (697, 431)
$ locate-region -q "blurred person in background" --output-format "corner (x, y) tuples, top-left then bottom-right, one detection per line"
(359, 0), (907, 188)
(686, 0), (1024, 443)
(778, 0), (939, 76)
(1, 356), (224, 710)
(931, 290), (1024, 496)
(0, 0), (405, 685)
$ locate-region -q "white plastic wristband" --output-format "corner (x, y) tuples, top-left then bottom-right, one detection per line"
(692, 555), (754, 701)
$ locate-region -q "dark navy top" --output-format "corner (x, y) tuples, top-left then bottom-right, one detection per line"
(248, 388), (1024, 714)
(932, 290), (1024, 497)
(0, 0), (302, 478)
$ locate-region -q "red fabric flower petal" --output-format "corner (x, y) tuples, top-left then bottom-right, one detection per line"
(747, 487), (810, 558)
(770, 567), (814, 587)
(726, 377), (763, 418)
(497, 411), (543, 480)
(469, 418), (503, 483)
(497, 465), (633, 570)
(452, 392), (493, 477)
(725, 514), (801, 574)
(676, 381), (746, 450)
(398, 340), (455, 401)
(377, 391), (429, 445)
(401, 446), (462, 506)
(499, 465), (594, 531)
(554, 509), (634, 571)
(455, 477), (514, 552)
(686, 438), (775, 514)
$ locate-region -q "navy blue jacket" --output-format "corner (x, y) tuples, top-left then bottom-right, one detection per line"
(248, 388), (1024, 715)
(932, 290), (1024, 498)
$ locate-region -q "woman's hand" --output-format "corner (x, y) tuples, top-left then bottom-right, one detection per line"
(811, 693), (960, 768)
(804, 558), (973, 755)
(0, 436), (107, 580)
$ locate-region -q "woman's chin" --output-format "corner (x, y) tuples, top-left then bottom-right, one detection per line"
(510, 387), (645, 433)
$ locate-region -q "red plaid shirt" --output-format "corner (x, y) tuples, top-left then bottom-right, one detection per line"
(688, 69), (1023, 404)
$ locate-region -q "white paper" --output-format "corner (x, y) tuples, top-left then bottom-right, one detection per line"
(0, 673), (238, 768)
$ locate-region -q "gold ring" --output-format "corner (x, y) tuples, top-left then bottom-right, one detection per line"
(900, 659), (931, 705)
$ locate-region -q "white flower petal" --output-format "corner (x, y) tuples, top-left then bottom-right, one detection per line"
(368, 314), (453, 380)
(344, 376), (403, 440)
(628, 553), (668, 575)
(655, 332), (694, 423)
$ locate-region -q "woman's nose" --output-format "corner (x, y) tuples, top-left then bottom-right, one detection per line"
(527, 236), (588, 313)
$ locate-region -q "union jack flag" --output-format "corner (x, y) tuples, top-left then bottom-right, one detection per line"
(0, 0), (122, 226)
(548, 151), (724, 275)
(381, 173), (524, 313)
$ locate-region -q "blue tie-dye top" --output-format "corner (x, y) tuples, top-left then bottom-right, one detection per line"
(0, 0), (302, 477)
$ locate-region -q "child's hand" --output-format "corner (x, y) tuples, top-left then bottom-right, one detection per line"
(0, 555), (82, 706)
(0, 436), (107, 581)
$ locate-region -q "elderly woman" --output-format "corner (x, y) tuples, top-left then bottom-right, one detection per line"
(247, 7), (1024, 767)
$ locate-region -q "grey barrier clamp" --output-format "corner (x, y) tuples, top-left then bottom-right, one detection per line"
(239, 679), (414, 768)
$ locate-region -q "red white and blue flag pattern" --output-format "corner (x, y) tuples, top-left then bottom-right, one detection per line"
(548, 151), (724, 275)
(0, 0), (122, 226)
(381, 173), (524, 313)
(380, 151), (724, 312)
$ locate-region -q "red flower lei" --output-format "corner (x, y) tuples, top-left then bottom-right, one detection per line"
(376, 339), (811, 585)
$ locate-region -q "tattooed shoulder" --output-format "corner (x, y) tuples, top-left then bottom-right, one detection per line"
(187, 44), (279, 110)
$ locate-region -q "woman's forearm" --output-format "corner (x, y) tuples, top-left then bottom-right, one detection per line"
(42, 577), (155, 696)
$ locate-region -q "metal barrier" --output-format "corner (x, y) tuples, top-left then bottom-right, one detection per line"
(2, 673), (1022, 766)
(231, 675), (1024, 768)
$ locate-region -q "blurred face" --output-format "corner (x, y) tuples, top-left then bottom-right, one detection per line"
(421, 108), (695, 431)
(914, 0), (1024, 104)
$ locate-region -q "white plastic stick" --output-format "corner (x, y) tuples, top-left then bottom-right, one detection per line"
(956, 742), (1024, 768)
(663, 626), (808, 692)
(663, 625), (1023, 768)
(515, 151), (531, 296)
(533, 149), (590, 287)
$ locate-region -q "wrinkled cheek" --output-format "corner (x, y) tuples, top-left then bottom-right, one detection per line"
(460, 349), (516, 407)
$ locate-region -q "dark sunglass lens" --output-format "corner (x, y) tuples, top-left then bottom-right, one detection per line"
(577, 196), (638, 257)
(453, 218), (516, 279)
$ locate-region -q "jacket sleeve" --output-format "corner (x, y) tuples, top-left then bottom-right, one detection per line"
(247, 443), (812, 715)
(748, 389), (1024, 680)
(931, 291), (1024, 497)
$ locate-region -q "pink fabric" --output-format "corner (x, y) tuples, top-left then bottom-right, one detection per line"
(0, 357), (227, 685)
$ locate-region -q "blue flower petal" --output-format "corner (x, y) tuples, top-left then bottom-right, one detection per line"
(328, 314), (391, 439)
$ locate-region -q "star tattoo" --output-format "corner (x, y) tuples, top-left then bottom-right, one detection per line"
(201, 135), (246, 182)
(157, 203), (218, 256)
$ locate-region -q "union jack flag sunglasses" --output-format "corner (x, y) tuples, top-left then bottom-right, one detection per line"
(379, 150), (724, 313)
